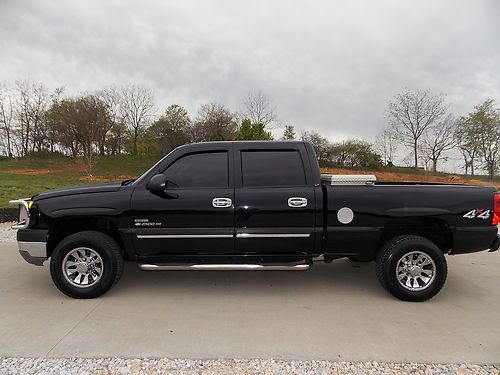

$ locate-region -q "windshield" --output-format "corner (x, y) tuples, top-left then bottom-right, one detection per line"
(133, 149), (176, 185)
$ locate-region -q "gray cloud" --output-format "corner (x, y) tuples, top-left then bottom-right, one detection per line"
(1, 0), (499, 151)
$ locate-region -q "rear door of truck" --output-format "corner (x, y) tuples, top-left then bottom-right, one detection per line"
(233, 142), (318, 255)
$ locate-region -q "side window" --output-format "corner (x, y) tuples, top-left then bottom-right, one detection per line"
(241, 150), (306, 187)
(163, 151), (228, 188)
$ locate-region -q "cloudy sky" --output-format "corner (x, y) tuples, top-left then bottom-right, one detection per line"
(1, 0), (499, 167)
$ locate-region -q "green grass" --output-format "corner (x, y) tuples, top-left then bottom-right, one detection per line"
(0, 154), (159, 207)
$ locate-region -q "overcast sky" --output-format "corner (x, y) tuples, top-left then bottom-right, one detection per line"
(1, 0), (499, 168)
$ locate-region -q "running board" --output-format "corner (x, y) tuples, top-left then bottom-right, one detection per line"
(138, 263), (311, 271)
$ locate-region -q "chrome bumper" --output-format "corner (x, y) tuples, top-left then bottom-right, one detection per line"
(17, 241), (47, 266)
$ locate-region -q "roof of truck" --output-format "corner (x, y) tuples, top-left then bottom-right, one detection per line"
(186, 140), (307, 146)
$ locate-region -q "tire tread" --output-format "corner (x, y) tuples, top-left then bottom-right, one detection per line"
(50, 230), (123, 299)
(376, 235), (447, 302)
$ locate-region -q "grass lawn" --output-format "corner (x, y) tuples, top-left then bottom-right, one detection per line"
(0, 154), (159, 207)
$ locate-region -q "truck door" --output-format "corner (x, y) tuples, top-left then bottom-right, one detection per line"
(233, 143), (317, 255)
(130, 145), (234, 257)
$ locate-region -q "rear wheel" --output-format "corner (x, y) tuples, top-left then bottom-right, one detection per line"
(376, 235), (447, 302)
(50, 231), (124, 299)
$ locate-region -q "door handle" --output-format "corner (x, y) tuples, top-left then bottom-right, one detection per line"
(212, 197), (232, 208)
(288, 197), (307, 208)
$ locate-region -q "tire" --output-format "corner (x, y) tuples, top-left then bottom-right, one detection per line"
(376, 235), (447, 302)
(50, 231), (124, 299)
(347, 256), (374, 263)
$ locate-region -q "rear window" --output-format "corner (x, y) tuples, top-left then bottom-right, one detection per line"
(241, 150), (306, 187)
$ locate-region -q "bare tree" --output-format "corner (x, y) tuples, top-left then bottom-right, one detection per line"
(45, 95), (111, 175)
(15, 80), (51, 155)
(96, 86), (122, 155)
(79, 95), (111, 176)
(387, 89), (447, 168)
(243, 90), (276, 127)
(420, 115), (457, 172)
(119, 85), (155, 155)
(374, 126), (399, 165)
(455, 119), (481, 176)
(192, 103), (238, 141)
(44, 86), (65, 153)
(0, 85), (15, 157)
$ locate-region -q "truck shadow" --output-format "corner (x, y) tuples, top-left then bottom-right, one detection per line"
(114, 259), (388, 299)
(13, 257), (479, 302)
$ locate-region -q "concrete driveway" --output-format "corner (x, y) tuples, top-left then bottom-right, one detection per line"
(0, 242), (499, 364)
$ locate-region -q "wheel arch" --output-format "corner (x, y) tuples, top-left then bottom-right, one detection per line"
(380, 216), (453, 254)
(47, 217), (126, 259)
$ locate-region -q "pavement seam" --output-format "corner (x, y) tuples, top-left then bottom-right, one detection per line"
(45, 299), (103, 356)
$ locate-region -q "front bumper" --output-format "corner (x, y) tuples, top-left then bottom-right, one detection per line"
(18, 242), (47, 266)
(16, 229), (49, 266)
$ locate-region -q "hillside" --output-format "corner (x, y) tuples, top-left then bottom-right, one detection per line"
(0, 155), (498, 207)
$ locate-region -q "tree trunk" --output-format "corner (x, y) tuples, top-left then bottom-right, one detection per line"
(99, 138), (105, 155)
(6, 129), (12, 158)
(413, 140), (418, 168)
(432, 159), (437, 173)
(133, 128), (138, 155)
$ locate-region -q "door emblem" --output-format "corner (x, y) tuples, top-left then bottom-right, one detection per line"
(337, 207), (354, 224)
(212, 197), (232, 208)
(134, 218), (162, 227)
(288, 197), (308, 208)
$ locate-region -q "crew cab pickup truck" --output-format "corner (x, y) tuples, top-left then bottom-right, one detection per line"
(10, 141), (500, 301)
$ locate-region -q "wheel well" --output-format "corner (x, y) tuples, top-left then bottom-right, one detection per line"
(47, 218), (125, 258)
(380, 217), (453, 254)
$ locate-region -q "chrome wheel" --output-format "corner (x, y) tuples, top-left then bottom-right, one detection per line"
(62, 247), (104, 288)
(396, 251), (436, 291)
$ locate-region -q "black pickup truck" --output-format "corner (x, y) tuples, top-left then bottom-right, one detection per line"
(10, 141), (500, 301)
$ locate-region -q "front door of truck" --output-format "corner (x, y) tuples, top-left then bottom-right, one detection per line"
(130, 145), (234, 257)
(233, 143), (317, 255)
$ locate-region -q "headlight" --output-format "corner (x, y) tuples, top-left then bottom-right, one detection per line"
(9, 198), (31, 229)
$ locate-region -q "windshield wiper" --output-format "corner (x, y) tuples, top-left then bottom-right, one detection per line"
(121, 178), (136, 186)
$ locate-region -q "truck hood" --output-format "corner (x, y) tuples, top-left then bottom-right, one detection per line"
(33, 181), (123, 200)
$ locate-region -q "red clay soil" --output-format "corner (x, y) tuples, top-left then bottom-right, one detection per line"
(4, 169), (52, 175)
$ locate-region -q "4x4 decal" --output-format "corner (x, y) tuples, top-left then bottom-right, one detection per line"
(463, 209), (491, 220)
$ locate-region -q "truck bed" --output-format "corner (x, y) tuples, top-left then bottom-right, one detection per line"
(322, 183), (497, 259)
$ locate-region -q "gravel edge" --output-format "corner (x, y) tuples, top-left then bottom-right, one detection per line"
(0, 222), (16, 242)
(0, 358), (498, 375)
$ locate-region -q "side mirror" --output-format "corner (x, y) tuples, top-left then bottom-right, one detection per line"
(147, 174), (179, 198)
(146, 174), (166, 192)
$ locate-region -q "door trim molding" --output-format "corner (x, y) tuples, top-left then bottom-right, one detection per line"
(137, 234), (233, 239)
(236, 233), (310, 238)
(136, 233), (311, 239)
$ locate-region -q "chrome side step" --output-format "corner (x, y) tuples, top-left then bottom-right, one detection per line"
(138, 263), (311, 271)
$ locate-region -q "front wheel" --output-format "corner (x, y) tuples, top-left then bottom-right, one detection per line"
(376, 235), (447, 302)
(50, 231), (124, 299)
